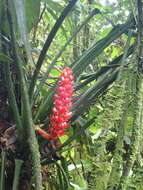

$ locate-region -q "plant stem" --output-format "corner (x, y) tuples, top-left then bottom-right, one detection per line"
(118, 76), (143, 190)
(7, 1), (43, 189)
(106, 79), (130, 190)
(12, 159), (23, 190)
(117, 1), (143, 188)
(0, 150), (5, 190)
(117, 30), (133, 81)
(56, 162), (70, 190)
(4, 53), (23, 141)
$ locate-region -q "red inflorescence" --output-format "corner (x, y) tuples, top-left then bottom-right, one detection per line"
(49, 67), (74, 139)
(36, 67), (74, 140)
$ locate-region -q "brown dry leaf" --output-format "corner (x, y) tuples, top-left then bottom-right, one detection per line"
(0, 126), (16, 151)
(0, 122), (8, 133)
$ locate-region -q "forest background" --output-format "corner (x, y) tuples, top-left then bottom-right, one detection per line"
(0, 0), (142, 190)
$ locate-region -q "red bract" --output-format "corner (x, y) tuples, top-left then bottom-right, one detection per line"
(37, 128), (50, 140)
(49, 67), (74, 139)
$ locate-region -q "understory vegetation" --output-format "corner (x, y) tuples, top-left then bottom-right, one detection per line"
(0, 0), (143, 190)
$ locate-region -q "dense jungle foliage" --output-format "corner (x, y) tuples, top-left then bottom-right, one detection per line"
(0, 0), (143, 189)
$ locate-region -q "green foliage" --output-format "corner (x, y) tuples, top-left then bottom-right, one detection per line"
(1, 0), (142, 190)
(0, 53), (13, 63)
(0, 0), (40, 34)
(94, 82), (125, 131)
(25, 0), (40, 32)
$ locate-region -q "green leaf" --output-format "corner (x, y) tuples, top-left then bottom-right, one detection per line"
(13, 0), (38, 66)
(1, 0), (40, 35)
(42, 0), (64, 13)
(25, 0), (40, 32)
(33, 8), (100, 102)
(34, 85), (56, 122)
(0, 53), (13, 63)
(70, 179), (88, 190)
(0, 150), (5, 190)
(71, 16), (134, 77)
